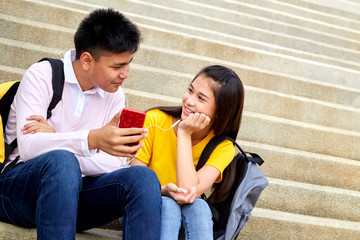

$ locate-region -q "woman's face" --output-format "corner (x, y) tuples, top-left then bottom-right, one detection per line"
(181, 74), (217, 122)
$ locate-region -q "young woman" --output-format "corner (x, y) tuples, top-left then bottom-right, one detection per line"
(130, 65), (245, 240)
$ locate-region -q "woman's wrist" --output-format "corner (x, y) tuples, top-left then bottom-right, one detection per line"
(161, 185), (168, 196)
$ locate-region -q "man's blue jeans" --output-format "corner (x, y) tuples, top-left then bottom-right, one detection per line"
(0, 150), (161, 240)
(161, 196), (213, 240)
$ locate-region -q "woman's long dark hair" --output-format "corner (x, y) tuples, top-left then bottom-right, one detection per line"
(149, 65), (245, 203)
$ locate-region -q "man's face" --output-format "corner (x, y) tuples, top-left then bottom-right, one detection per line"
(87, 51), (133, 93)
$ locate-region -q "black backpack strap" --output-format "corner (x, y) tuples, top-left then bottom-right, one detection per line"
(197, 135), (265, 235)
(246, 152), (264, 166)
(196, 135), (229, 171)
(7, 58), (64, 152)
(38, 58), (65, 119)
(230, 140), (264, 166)
(197, 135), (236, 223)
(1, 58), (64, 175)
(197, 135), (264, 171)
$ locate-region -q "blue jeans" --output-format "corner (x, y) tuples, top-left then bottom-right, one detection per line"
(0, 150), (161, 240)
(161, 196), (213, 240)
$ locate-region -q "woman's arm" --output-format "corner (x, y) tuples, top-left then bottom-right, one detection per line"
(176, 113), (219, 197)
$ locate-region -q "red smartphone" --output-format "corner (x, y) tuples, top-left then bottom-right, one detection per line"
(118, 108), (146, 154)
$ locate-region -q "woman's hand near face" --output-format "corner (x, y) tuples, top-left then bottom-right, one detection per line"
(161, 183), (197, 205)
(178, 112), (211, 134)
(21, 115), (55, 134)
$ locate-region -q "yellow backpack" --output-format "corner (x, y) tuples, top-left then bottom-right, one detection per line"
(0, 58), (64, 174)
(0, 81), (20, 164)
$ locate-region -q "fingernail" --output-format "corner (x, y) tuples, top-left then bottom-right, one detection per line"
(182, 189), (187, 194)
(143, 133), (148, 138)
(192, 187), (196, 193)
(144, 128), (149, 133)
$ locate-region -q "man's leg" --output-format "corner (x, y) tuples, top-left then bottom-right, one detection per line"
(0, 150), (82, 240)
(76, 165), (161, 240)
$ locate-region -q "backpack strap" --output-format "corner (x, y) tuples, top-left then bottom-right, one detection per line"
(197, 135), (266, 237)
(38, 58), (65, 119)
(197, 135), (265, 170)
(196, 135), (229, 171)
(196, 135), (237, 223)
(1, 58), (64, 171)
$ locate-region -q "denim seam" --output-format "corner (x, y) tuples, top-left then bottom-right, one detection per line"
(0, 194), (28, 227)
(181, 210), (191, 240)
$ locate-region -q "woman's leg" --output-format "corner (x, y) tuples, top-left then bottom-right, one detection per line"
(181, 198), (213, 240)
(160, 196), (182, 240)
(76, 165), (161, 240)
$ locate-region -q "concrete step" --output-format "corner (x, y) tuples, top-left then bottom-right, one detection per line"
(135, 44), (360, 91)
(136, 19), (360, 71)
(123, 88), (360, 161)
(142, 0), (360, 44)
(240, 208), (360, 240)
(76, 0), (360, 53)
(2, 209), (360, 240)
(0, 222), (122, 239)
(1, 211), (360, 240)
(0, 65), (24, 84)
(277, 0), (360, 21)
(2, 12), (360, 109)
(0, 13), (75, 50)
(4, 0), (360, 73)
(189, 0), (360, 34)
(258, 178), (360, 222)
(238, 0), (360, 28)
(238, 140), (360, 192)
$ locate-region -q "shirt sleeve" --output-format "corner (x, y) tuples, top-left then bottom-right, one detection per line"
(206, 139), (235, 183)
(76, 151), (127, 176)
(14, 62), (89, 160)
(136, 110), (155, 165)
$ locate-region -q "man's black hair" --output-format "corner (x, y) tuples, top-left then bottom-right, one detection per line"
(74, 8), (141, 60)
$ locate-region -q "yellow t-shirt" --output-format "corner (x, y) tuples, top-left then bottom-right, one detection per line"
(137, 109), (235, 186)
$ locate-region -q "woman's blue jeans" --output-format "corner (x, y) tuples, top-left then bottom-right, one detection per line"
(161, 196), (213, 240)
(0, 150), (161, 240)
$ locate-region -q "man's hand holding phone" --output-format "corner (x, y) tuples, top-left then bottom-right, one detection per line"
(88, 108), (147, 157)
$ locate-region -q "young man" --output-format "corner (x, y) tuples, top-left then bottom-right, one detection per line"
(0, 9), (161, 240)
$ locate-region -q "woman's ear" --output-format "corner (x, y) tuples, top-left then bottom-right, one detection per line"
(79, 52), (93, 71)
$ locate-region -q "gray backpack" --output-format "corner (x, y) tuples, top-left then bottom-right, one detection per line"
(197, 135), (269, 240)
